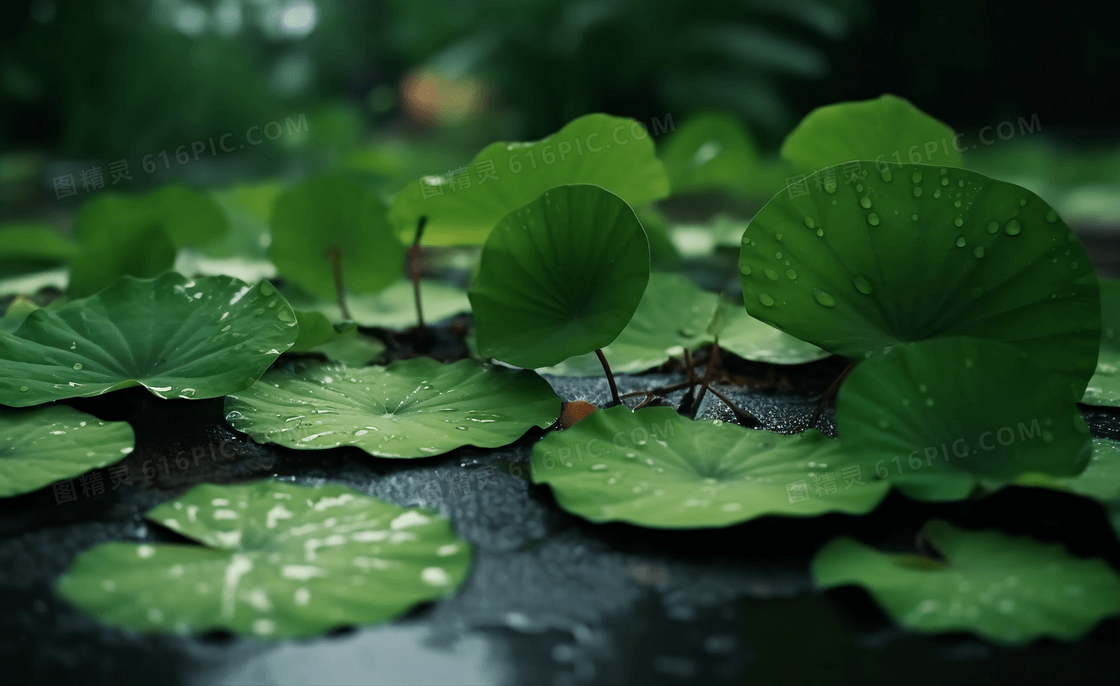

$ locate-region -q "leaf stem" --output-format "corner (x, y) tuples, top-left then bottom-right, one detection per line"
(705, 385), (761, 428)
(411, 216), (427, 331)
(595, 348), (622, 407)
(325, 245), (351, 320)
(807, 362), (855, 429)
(692, 342), (720, 418)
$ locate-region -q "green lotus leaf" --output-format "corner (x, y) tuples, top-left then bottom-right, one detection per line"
(56, 480), (471, 638)
(0, 296), (39, 334)
(715, 298), (830, 365)
(292, 310), (339, 351)
(812, 520), (1120, 644)
(531, 405), (889, 529)
(389, 113), (670, 246)
(0, 223), (79, 275)
(538, 273), (716, 377)
(782, 94), (962, 172)
(739, 163), (1101, 395)
(1014, 439), (1120, 540)
(68, 185), (229, 297)
(469, 184), (650, 369)
(289, 315), (386, 368)
(1081, 278), (1120, 406)
(280, 279), (470, 329)
(270, 175), (405, 299)
(0, 273), (297, 407)
(224, 358), (560, 458)
(204, 182), (286, 259)
(835, 337), (1092, 502)
(660, 111), (759, 194)
(0, 405), (134, 497)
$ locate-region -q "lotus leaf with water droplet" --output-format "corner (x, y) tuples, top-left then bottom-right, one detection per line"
(740, 162), (1100, 395)
(224, 358), (560, 458)
(835, 337), (1091, 502)
(531, 405), (888, 528)
(0, 272), (297, 406)
(0, 405), (134, 498)
(813, 520), (1120, 644)
(56, 480), (471, 638)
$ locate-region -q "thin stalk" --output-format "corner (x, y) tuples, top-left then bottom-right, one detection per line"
(706, 386), (761, 428)
(595, 348), (622, 407)
(692, 342), (721, 418)
(618, 380), (692, 399)
(410, 216), (428, 331)
(325, 245), (351, 320)
(807, 362), (855, 429)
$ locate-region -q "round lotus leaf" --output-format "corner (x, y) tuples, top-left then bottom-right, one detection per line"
(224, 358), (560, 458)
(740, 163), (1100, 395)
(0, 405), (134, 498)
(782, 94), (962, 172)
(835, 337), (1092, 502)
(813, 520), (1120, 645)
(0, 273), (298, 407)
(538, 272), (716, 376)
(531, 405), (888, 529)
(56, 480), (472, 638)
(270, 175), (406, 299)
(1082, 278), (1120, 407)
(389, 113), (670, 246)
(469, 184), (650, 369)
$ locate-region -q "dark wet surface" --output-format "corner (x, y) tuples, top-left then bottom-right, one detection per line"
(5, 350), (1120, 686)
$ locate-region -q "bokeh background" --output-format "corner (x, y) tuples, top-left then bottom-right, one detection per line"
(2, 0), (1118, 222)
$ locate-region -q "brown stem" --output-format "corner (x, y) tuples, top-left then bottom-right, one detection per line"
(325, 245), (351, 320)
(595, 348), (622, 407)
(693, 342), (721, 418)
(618, 380), (693, 399)
(807, 362), (855, 429)
(706, 386), (761, 428)
(410, 216), (427, 331)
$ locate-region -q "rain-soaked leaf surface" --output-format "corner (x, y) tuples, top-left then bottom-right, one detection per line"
(224, 358), (561, 458)
(740, 162), (1101, 395)
(0, 273), (297, 407)
(281, 279), (471, 329)
(0, 405), (134, 498)
(56, 480), (472, 638)
(531, 406), (889, 528)
(469, 184), (650, 369)
(1082, 278), (1120, 407)
(782, 94), (962, 171)
(835, 337), (1092, 502)
(813, 520), (1120, 644)
(389, 113), (670, 245)
(538, 273), (717, 377)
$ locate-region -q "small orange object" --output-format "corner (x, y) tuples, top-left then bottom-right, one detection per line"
(560, 400), (597, 429)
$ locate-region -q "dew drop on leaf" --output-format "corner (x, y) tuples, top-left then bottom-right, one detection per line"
(758, 294), (775, 307)
(853, 277), (874, 295)
(812, 289), (836, 308)
(867, 213), (880, 226)
(1005, 220), (1022, 236)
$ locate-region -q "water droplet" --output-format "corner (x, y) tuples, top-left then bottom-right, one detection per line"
(911, 172), (923, 183)
(758, 294), (775, 307)
(941, 177), (949, 186)
(911, 213), (919, 221)
(816, 229), (825, 237)
(277, 309), (295, 323)
(775, 233), (783, 242)
(856, 183), (864, 193)
(860, 196), (872, 209)
(19, 386), (28, 392)
(954, 200), (962, 208)
(804, 217), (815, 229)
(925, 398), (935, 407)
(912, 187), (922, 197)
(973, 246), (985, 259)
(867, 213), (880, 226)
(774, 252), (782, 259)
(742, 265), (752, 276)
(812, 289), (836, 307)
(918, 383), (928, 393)
(1019, 198), (1028, 207)
(853, 277), (874, 294)
(786, 269), (797, 280)
(259, 281), (276, 296)
(1005, 220), (1022, 236)
(987, 221), (1000, 234)
(1046, 210), (1058, 223)
(73, 363), (83, 370)
(956, 237), (966, 247)
(764, 269), (779, 281)
(880, 168), (892, 182)
(933, 189), (942, 199)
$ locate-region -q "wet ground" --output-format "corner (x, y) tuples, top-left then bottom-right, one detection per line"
(5, 224), (1120, 685)
(5, 357), (1120, 686)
